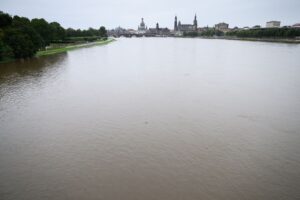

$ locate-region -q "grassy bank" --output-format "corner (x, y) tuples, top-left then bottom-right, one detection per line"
(0, 38), (115, 64)
(36, 38), (115, 57)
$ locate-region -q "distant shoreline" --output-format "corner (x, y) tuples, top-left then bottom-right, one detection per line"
(179, 36), (300, 44)
(114, 35), (300, 44)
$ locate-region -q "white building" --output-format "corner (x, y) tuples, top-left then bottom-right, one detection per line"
(215, 22), (229, 31)
(292, 23), (300, 28)
(266, 21), (281, 28)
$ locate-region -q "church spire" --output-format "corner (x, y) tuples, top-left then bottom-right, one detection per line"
(174, 15), (178, 31)
(193, 14), (198, 29)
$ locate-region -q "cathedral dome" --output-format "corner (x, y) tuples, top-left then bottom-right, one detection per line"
(140, 18), (145, 27)
(138, 18), (147, 31)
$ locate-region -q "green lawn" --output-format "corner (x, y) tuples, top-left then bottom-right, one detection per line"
(36, 38), (115, 57)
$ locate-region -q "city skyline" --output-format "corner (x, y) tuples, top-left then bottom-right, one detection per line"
(1, 0), (299, 29)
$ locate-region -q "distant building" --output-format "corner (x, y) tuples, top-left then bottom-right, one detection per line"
(215, 22), (229, 31)
(252, 25), (261, 29)
(174, 16), (178, 31)
(127, 29), (135, 32)
(292, 23), (300, 28)
(174, 15), (198, 32)
(108, 26), (127, 37)
(197, 26), (209, 33)
(138, 18), (147, 32)
(127, 29), (136, 34)
(148, 23), (171, 36)
(266, 21), (281, 28)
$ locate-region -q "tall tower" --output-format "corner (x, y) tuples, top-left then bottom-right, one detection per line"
(193, 14), (198, 30)
(138, 18), (146, 31)
(174, 16), (178, 31)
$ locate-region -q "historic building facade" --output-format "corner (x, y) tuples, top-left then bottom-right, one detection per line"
(174, 15), (198, 32)
(266, 21), (281, 28)
(138, 18), (147, 32)
(215, 22), (229, 32)
(148, 23), (171, 36)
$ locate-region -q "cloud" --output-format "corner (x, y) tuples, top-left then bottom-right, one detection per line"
(1, 0), (299, 29)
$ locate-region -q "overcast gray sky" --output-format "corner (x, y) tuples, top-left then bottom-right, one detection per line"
(1, 0), (299, 29)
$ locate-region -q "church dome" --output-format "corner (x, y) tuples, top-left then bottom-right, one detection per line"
(140, 18), (145, 27)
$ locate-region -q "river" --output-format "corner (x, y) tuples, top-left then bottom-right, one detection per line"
(0, 38), (300, 200)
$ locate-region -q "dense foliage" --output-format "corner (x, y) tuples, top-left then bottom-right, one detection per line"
(182, 27), (300, 39)
(200, 29), (224, 37)
(183, 29), (224, 37)
(225, 28), (300, 38)
(0, 11), (107, 60)
(66, 27), (107, 38)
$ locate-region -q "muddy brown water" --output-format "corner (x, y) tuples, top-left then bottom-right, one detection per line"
(0, 38), (300, 200)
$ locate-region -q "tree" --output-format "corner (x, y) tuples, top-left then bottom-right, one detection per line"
(99, 26), (107, 38)
(4, 28), (35, 58)
(0, 11), (108, 60)
(31, 18), (52, 45)
(0, 41), (13, 60)
(225, 28), (300, 38)
(12, 16), (31, 27)
(0, 11), (12, 28)
(50, 22), (66, 41)
(11, 16), (44, 51)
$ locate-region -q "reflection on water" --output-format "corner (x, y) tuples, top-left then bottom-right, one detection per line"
(0, 38), (300, 200)
(0, 53), (67, 83)
(0, 54), (68, 106)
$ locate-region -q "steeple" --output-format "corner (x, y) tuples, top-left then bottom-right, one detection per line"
(193, 14), (198, 29)
(174, 15), (178, 31)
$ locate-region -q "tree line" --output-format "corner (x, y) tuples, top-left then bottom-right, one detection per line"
(0, 11), (107, 60)
(182, 27), (300, 38)
(183, 29), (224, 37)
(225, 27), (300, 38)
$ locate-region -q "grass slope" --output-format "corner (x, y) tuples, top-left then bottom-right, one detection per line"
(36, 38), (115, 57)
(0, 39), (115, 64)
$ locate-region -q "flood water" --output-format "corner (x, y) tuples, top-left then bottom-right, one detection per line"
(0, 38), (300, 200)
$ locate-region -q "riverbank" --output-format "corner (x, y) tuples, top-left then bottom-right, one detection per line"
(36, 38), (115, 57)
(0, 38), (115, 64)
(196, 36), (300, 44)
